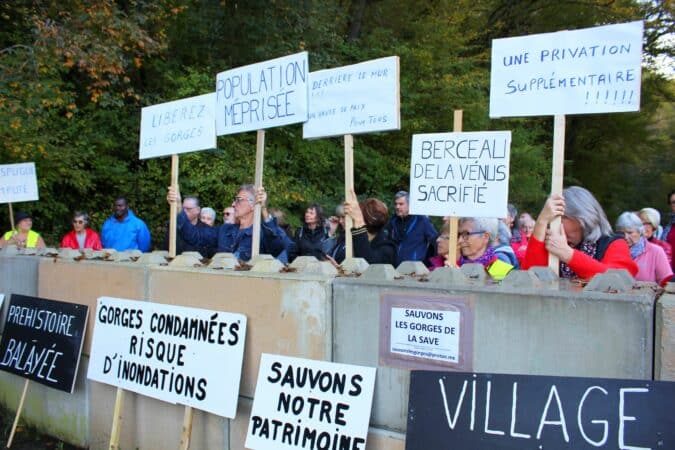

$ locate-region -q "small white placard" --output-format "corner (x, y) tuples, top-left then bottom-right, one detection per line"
(303, 56), (401, 138)
(0, 163), (39, 204)
(87, 296), (246, 418)
(490, 21), (643, 117)
(215, 52), (308, 135)
(0, 294), (4, 310)
(390, 307), (460, 363)
(409, 131), (511, 218)
(246, 353), (376, 450)
(139, 93), (217, 159)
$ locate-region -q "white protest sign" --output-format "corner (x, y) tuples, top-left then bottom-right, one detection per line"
(0, 294), (4, 310)
(215, 52), (308, 135)
(302, 56), (401, 139)
(409, 131), (511, 218)
(139, 93), (217, 159)
(390, 307), (460, 363)
(246, 353), (376, 450)
(490, 20), (643, 117)
(87, 297), (246, 418)
(0, 163), (38, 204)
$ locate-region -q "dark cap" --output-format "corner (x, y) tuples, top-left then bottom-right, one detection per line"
(14, 211), (32, 225)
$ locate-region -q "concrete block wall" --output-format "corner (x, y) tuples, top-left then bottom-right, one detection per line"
(0, 253), (672, 450)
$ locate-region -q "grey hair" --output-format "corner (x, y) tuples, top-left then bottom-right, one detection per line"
(459, 217), (499, 246)
(496, 220), (512, 244)
(615, 212), (644, 235)
(639, 207), (661, 230)
(73, 211), (90, 224)
(183, 196), (200, 207)
(237, 184), (256, 202)
(200, 207), (216, 222)
(394, 191), (409, 202)
(334, 204), (345, 217)
(507, 203), (518, 219)
(562, 186), (613, 242)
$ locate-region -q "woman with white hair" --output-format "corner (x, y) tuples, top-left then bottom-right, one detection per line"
(638, 207), (672, 266)
(615, 212), (672, 284)
(457, 217), (514, 280)
(522, 186), (637, 279)
(199, 207), (217, 227)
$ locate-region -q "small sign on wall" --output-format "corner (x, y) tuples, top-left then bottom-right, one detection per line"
(379, 293), (473, 371)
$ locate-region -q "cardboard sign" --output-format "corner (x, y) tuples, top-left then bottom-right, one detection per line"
(302, 56), (401, 139)
(215, 52), (309, 135)
(87, 297), (246, 418)
(0, 294), (88, 393)
(246, 353), (376, 450)
(139, 93), (217, 159)
(407, 371), (675, 450)
(409, 131), (511, 218)
(490, 21), (643, 117)
(380, 293), (473, 372)
(0, 163), (39, 204)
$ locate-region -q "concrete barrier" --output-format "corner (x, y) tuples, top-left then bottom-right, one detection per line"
(0, 256), (667, 449)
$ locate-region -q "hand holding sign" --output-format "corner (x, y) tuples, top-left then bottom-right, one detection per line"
(343, 189), (365, 229)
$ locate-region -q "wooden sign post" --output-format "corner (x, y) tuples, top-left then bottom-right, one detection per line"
(6, 380), (29, 448)
(446, 110), (463, 268)
(489, 21), (643, 276)
(7, 203), (14, 231)
(344, 134), (354, 259)
(169, 154), (180, 258)
(108, 387), (125, 450)
(251, 130), (266, 260)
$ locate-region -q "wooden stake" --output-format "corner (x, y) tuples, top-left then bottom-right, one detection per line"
(108, 387), (125, 450)
(446, 110), (463, 268)
(251, 130), (265, 260)
(169, 154), (180, 258)
(8, 203), (14, 231)
(6, 379), (29, 448)
(179, 406), (194, 450)
(549, 114), (566, 275)
(344, 134), (354, 259)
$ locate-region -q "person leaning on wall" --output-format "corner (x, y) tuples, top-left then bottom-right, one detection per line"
(60, 211), (102, 250)
(521, 186), (638, 279)
(342, 189), (396, 265)
(0, 211), (46, 249)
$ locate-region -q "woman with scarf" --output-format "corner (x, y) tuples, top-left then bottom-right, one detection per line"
(522, 186), (638, 279)
(615, 212), (672, 284)
(456, 217), (514, 280)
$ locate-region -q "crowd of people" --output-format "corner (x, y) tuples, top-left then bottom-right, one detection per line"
(2, 185), (674, 285)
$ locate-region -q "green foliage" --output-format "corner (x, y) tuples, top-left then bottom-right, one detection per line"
(0, 0), (673, 247)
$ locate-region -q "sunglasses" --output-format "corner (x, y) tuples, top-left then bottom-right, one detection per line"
(73, 219), (85, 225)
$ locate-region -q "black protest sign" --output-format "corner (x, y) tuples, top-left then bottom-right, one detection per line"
(407, 371), (675, 450)
(0, 294), (88, 393)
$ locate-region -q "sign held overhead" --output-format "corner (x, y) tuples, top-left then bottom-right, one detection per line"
(0, 162), (39, 204)
(490, 21), (643, 117)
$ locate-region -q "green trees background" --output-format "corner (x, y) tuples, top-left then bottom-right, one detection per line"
(1, 0), (673, 246)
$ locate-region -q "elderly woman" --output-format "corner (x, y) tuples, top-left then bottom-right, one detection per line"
(60, 211), (102, 250)
(456, 217), (514, 280)
(199, 207), (216, 227)
(289, 203), (332, 262)
(343, 190), (396, 265)
(428, 223), (450, 270)
(615, 212), (672, 284)
(1, 211), (46, 249)
(639, 207), (672, 266)
(522, 186), (638, 279)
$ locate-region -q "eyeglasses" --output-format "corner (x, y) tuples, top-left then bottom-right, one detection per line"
(233, 197), (252, 205)
(223, 212), (232, 216)
(458, 230), (485, 240)
(438, 235), (450, 240)
(72, 219), (85, 225)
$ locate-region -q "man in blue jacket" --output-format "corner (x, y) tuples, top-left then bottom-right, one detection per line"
(168, 184), (291, 262)
(101, 197), (151, 252)
(385, 191), (438, 266)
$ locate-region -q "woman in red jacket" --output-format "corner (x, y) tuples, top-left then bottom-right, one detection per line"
(522, 186), (638, 279)
(60, 211), (103, 250)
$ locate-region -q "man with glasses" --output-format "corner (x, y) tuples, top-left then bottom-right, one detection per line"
(223, 207), (236, 225)
(163, 196), (213, 256)
(167, 184), (290, 262)
(385, 191), (438, 266)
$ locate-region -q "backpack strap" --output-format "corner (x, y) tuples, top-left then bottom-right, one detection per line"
(594, 234), (623, 261)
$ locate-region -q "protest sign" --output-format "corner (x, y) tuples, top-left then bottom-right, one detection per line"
(380, 293), (473, 371)
(302, 56), (401, 139)
(490, 21), (643, 117)
(407, 370), (675, 450)
(0, 294), (88, 393)
(246, 353), (376, 450)
(215, 52), (308, 135)
(0, 294), (4, 310)
(408, 131), (511, 218)
(87, 297), (247, 418)
(139, 93), (217, 159)
(0, 163), (39, 204)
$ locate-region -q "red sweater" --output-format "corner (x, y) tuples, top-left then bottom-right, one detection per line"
(60, 228), (103, 250)
(522, 236), (638, 279)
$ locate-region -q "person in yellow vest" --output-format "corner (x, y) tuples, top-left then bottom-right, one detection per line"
(0, 211), (46, 249)
(457, 217), (514, 281)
